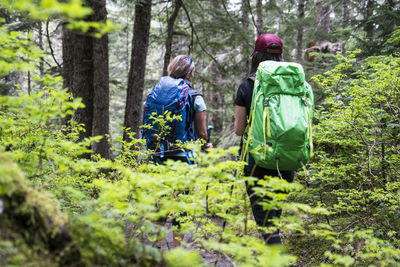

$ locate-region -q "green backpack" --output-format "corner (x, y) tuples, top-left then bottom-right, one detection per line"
(241, 60), (314, 171)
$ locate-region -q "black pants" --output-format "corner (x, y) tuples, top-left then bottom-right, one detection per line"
(244, 155), (294, 244)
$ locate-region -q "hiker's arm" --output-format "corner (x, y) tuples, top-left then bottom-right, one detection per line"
(195, 111), (208, 142)
(234, 105), (247, 136)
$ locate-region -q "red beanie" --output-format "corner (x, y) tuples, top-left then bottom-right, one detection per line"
(253, 33), (283, 54)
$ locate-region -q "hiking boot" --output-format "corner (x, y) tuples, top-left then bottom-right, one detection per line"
(263, 231), (281, 245)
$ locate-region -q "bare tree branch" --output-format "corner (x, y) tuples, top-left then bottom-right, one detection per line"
(181, 2), (221, 70)
(46, 20), (62, 69)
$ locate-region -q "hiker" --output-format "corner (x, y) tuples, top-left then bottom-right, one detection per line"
(143, 55), (212, 164)
(234, 33), (313, 244)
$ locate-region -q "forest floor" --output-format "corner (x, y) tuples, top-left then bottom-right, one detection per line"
(152, 217), (234, 266)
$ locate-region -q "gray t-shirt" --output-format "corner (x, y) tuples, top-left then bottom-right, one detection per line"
(194, 95), (207, 112)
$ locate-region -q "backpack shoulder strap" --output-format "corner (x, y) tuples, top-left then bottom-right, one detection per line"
(189, 89), (202, 98)
(248, 75), (256, 82)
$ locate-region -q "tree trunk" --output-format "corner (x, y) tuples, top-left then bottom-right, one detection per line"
(317, 1), (332, 36)
(88, 0), (110, 159)
(241, 0), (250, 28)
(62, 1), (111, 159)
(61, 25), (74, 128)
(341, 0), (349, 28)
(296, 0), (305, 62)
(341, 0), (349, 52)
(255, 0), (263, 35)
(364, 0), (374, 40)
(71, 32), (94, 143)
(209, 0), (224, 135)
(162, 0), (182, 76)
(241, 0), (250, 75)
(124, 0), (152, 141)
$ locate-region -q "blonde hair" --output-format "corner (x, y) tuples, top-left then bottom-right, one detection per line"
(167, 55), (195, 80)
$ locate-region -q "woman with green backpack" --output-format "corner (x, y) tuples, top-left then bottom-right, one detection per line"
(234, 34), (314, 244)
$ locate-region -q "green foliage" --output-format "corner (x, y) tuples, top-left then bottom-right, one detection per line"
(4, 0), (400, 266)
(0, 22), (43, 76)
(386, 26), (400, 46)
(0, 76), (320, 265)
(292, 52), (400, 265)
(0, 0), (92, 20)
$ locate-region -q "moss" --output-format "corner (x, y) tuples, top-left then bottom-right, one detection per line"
(0, 152), (79, 266)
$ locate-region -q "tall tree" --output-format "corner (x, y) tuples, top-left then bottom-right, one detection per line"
(341, 0), (350, 52)
(62, 0), (110, 159)
(364, 0), (375, 41)
(241, 0), (251, 74)
(123, 0), (152, 141)
(208, 0), (225, 134)
(89, 0), (110, 159)
(70, 29), (94, 144)
(295, 0), (305, 62)
(316, 1), (332, 39)
(255, 0), (263, 35)
(163, 0), (182, 76)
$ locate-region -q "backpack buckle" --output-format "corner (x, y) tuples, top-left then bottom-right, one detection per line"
(302, 98), (308, 106)
(264, 98), (269, 106)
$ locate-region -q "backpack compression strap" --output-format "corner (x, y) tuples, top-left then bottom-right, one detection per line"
(168, 82), (190, 142)
(241, 90), (263, 163)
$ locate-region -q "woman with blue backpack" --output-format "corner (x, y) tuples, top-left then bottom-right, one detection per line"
(143, 55), (212, 165)
(234, 34), (314, 244)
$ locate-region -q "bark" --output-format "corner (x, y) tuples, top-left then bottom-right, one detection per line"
(88, 0), (110, 159)
(209, 0), (224, 134)
(162, 0), (182, 76)
(341, 0), (349, 28)
(62, 1), (111, 159)
(62, 25), (74, 93)
(255, 0), (263, 35)
(364, 0), (374, 40)
(241, 0), (250, 28)
(241, 0), (250, 75)
(61, 25), (94, 151)
(296, 0), (305, 62)
(341, 0), (349, 52)
(317, 1), (332, 35)
(61, 25), (74, 128)
(124, 0), (152, 141)
(71, 32), (94, 143)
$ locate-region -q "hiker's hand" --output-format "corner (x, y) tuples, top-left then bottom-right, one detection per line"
(202, 143), (213, 150)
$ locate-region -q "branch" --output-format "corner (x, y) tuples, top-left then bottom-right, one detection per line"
(245, 0), (258, 34)
(181, 2), (221, 70)
(46, 20), (62, 69)
(163, 0), (182, 76)
(220, 0), (235, 24)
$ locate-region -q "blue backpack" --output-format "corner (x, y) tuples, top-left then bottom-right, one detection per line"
(142, 76), (199, 156)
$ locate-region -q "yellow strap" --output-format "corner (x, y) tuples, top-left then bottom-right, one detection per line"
(241, 92), (263, 162)
(305, 104), (313, 157)
(263, 105), (271, 138)
(262, 101), (271, 159)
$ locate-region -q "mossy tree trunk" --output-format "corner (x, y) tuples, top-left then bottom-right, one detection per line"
(124, 0), (152, 141)
(61, 0), (110, 159)
(89, 0), (110, 159)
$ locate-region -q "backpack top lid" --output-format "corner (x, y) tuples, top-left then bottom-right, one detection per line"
(256, 60), (307, 96)
(147, 76), (189, 110)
